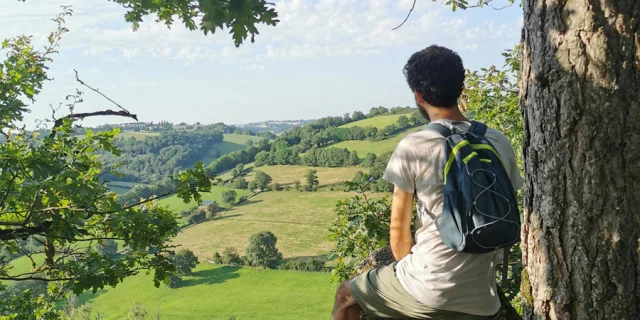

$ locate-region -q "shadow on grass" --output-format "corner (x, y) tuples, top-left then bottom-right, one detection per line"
(280, 254), (333, 263)
(213, 213), (243, 221)
(179, 266), (241, 287)
(233, 199), (263, 208)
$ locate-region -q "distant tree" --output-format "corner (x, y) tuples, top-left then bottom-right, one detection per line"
(221, 247), (243, 266)
(233, 177), (249, 190)
(188, 209), (206, 225)
(343, 113), (351, 123)
(221, 190), (237, 206)
(349, 151), (359, 166)
(273, 182), (281, 191)
(245, 231), (283, 269)
(230, 168), (239, 178)
(254, 150), (271, 166)
(246, 140), (254, 146)
(396, 115), (410, 129)
(376, 179), (394, 193)
(351, 111), (366, 121)
(205, 202), (220, 219)
(235, 164), (245, 175)
(212, 252), (223, 264)
(363, 153), (377, 168)
(96, 240), (119, 259)
(172, 249), (199, 277)
(294, 180), (301, 191)
(409, 112), (425, 126)
(128, 302), (148, 320)
(254, 171), (272, 190)
(369, 151), (392, 179)
(305, 169), (319, 191)
(352, 171), (366, 185)
(248, 181), (259, 191)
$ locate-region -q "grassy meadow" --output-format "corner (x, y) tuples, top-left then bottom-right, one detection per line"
(197, 134), (265, 164)
(328, 126), (423, 155)
(234, 165), (363, 187)
(78, 264), (337, 320)
(172, 190), (356, 259)
(340, 114), (406, 129)
(158, 186), (253, 212)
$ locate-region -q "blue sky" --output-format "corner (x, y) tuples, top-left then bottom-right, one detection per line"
(1, 0), (523, 128)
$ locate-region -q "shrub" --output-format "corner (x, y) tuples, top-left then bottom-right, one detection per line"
(233, 177), (248, 190)
(221, 247), (243, 266)
(221, 190), (237, 206)
(278, 258), (326, 272)
(212, 252), (223, 264)
(167, 274), (181, 288)
(273, 182), (281, 191)
(96, 239), (119, 258)
(188, 210), (206, 225)
(245, 231), (283, 269)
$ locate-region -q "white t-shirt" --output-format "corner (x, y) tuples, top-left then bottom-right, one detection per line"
(382, 119), (524, 316)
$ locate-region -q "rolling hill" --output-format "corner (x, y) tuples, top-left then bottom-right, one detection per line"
(327, 126), (423, 156)
(340, 114), (407, 129)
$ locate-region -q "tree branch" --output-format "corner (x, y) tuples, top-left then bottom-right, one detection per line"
(392, 0), (416, 30)
(74, 69), (131, 114)
(49, 110), (138, 138)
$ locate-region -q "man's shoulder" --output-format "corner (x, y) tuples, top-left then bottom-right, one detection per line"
(398, 126), (445, 146)
(484, 126), (513, 147)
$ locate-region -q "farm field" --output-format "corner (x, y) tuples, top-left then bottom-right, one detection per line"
(327, 126), (423, 155)
(171, 190), (357, 259)
(78, 264), (337, 320)
(340, 114), (407, 129)
(158, 186), (253, 212)
(238, 165), (363, 187)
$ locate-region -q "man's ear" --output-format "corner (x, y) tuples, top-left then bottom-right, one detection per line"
(414, 90), (424, 104)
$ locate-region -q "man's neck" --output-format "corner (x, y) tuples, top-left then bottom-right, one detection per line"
(426, 106), (469, 122)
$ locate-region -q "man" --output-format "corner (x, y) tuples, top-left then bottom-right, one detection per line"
(330, 45), (523, 320)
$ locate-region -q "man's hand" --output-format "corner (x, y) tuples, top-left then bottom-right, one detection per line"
(389, 185), (414, 261)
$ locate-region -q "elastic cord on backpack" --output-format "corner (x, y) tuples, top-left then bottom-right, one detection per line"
(469, 168), (520, 250)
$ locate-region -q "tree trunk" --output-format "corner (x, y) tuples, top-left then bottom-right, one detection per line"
(519, 0), (640, 319)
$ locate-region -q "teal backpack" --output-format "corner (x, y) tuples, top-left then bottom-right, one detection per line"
(427, 120), (521, 277)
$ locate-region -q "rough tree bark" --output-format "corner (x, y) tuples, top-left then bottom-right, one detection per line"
(519, 0), (640, 319)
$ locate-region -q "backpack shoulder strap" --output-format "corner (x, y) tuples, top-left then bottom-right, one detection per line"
(426, 122), (453, 139)
(469, 120), (488, 137)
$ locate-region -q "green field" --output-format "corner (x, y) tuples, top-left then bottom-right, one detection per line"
(198, 134), (265, 164)
(116, 132), (159, 140)
(327, 126), (423, 156)
(223, 134), (264, 145)
(229, 165), (363, 187)
(172, 190), (355, 259)
(340, 114), (407, 129)
(158, 186), (253, 212)
(78, 264), (337, 320)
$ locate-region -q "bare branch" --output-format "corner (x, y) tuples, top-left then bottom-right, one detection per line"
(49, 110), (138, 138)
(0, 275), (74, 282)
(391, 0), (416, 31)
(74, 69), (131, 114)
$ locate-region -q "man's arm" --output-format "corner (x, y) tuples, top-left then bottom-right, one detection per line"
(389, 185), (414, 261)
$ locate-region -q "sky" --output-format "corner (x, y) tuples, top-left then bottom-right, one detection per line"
(0, 0), (523, 128)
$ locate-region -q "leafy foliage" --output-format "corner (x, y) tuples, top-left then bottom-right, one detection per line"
(278, 258), (326, 272)
(220, 247), (243, 266)
(0, 8), (213, 318)
(252, 171), (272, 190)
(112, 0), (280, 47)
(244, 231), (282, 269)
(304, 169), (319, 192)
(172, 249), (199, 277)
(328, 176), (392, 282)
(221, 190), (237, 205)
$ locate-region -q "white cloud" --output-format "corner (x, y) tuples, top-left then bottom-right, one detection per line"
(0, 0), (521, 66)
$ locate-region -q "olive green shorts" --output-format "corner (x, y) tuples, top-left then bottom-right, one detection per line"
(350, 262), (499, 320)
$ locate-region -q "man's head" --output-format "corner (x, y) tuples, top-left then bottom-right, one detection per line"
(403, 45), (465, 120)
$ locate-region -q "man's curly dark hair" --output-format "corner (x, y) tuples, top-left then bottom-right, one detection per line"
(403, 45), (465, 108)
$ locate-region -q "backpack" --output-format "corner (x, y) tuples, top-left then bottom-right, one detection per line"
(426, 120), (521, 256)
